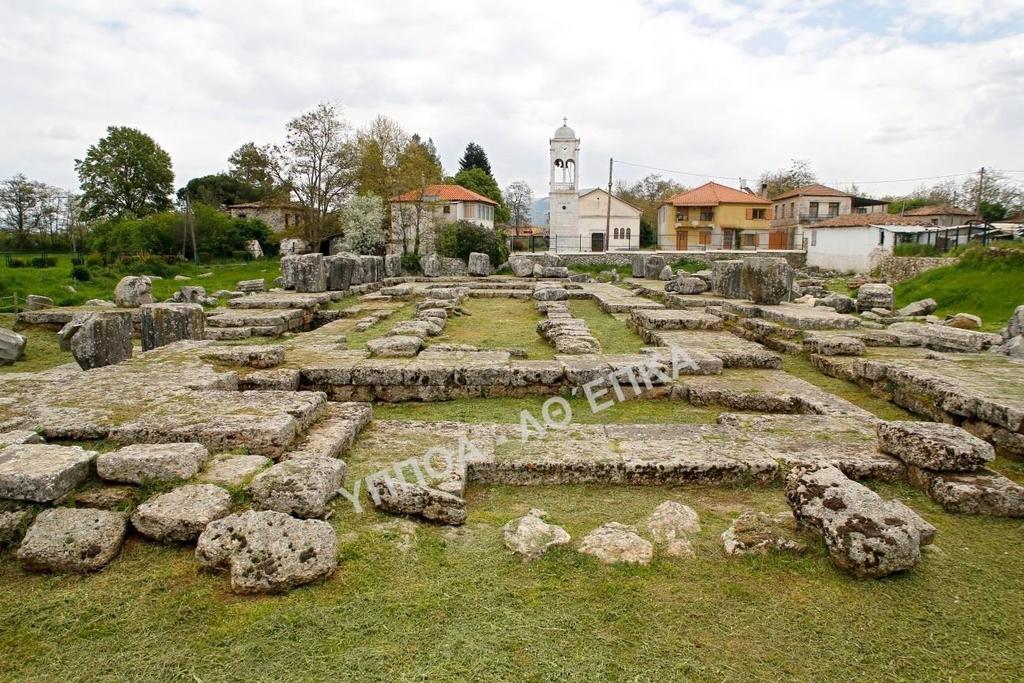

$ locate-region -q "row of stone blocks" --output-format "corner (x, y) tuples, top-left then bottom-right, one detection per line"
(55, 304), (205, 370)
(281, 253), (388, 293)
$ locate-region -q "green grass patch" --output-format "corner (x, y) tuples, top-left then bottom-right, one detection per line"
(781, 354), (917, 421)
(428, 298), (554, 358)
(894, 248), (1024, 330)
(1, 482), (1022, 681)
(374, 396), (730, 424)
(568, 299), (646, 354)
(567, 262), (632, 277)
(343, 304), (417, 349)
(0, 314), (74, 373)
(0, 254), (280, 309)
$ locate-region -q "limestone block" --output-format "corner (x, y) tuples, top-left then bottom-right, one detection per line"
(140, 303), (205, 350)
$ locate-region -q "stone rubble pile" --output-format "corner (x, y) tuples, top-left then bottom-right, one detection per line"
(536, 299), (601, 354)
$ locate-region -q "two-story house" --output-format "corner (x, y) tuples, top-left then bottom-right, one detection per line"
(901, 204), (980, 226)
(657, 181), (773, 251)
(769, 184), (852, 250)
(388, 184), (497, 256)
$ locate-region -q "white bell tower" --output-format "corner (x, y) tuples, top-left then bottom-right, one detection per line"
(549, 118), (580, 252)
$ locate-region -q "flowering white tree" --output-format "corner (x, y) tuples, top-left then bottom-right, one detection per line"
(337, 194), (385, 254)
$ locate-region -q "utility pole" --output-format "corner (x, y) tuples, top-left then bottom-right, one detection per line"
(604, 157), (613, 252)
(185, 194), (198, 264)
(975, 166), (986, 219)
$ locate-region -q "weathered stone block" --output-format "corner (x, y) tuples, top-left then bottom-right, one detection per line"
(896, 298), (937, 317)
(367, 335), (422, 357)
(857, 283), (894, 312)
(63, 311), (134, 370)
(468, 252), (491, 276)
(0, 327), (27, 365)
(113, 276), (153, 307)
(741, 257), (793, 305)
(140, 303), (205, 351)
(421, 254), (440, 278)
(282, 253), (327, 292)
(385, 254), (402, 278)
(503, 508), (570, 561)
(201, 454), (272, 487)
(578, 522), (653, 565)
(131, 483), (232, 543)
(25, 294), (53, 311)
(711, 260), (747, 299)
(644, 255), (667, 280)
(196, 510), (337, 593)
(17, 508), (126, 573)
(250, 457), (345, 519)
(509, 255), (534, 277)
(369, 478), (467, 525)
(96, 443), (210, 484)
(359, 255), (384, 283)
(237, 278), (265, 293)
(0, 443), (96, 502)
(877, 421), (994, 472)
(907, 466), (1024, 517)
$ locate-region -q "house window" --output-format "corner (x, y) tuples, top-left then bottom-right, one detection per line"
(626, 227), (631, 240)
(465, 203), (476, 219)
(751, 209), (766, 220)
(773, 205), (779, 220)
(811, 230), (817, 247)
(284, 214), (290, 228)
(677, 207), (689, 222)
(238, 213), (247, 219)
(700, 208), (714, 222)
(699, 231), (711, 246)
(742, 232), (756, 248)
(879, 229), (885, 245)
(809, 202), (819, 218)
(443, 205), (451, 214)
(613, 228), (620, 239)
(828, 202), (840, 217)
(789, 202), (795, 218)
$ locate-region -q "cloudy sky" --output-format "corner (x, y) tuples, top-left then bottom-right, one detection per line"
(2, 0), (1023, 199)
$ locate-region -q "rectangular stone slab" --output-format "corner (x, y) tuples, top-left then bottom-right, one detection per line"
(0, 444), (96, 502)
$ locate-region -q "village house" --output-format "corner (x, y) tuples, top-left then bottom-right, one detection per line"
(225, 202), (307, 233)
(804, 212), (931, 273)
(769, 184), (890, 250)
(387, 184), (497, 256)
(901, 204), (980, 226)
(656, 181), (773, 251)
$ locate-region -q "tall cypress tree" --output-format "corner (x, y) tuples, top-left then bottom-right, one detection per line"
(458, 142), (492, 176)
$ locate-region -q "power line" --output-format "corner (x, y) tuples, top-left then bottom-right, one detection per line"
(614, 159), (979, 188)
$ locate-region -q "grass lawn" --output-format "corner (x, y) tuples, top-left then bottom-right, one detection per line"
(1, 481), (1022, 682)
(375, 395), (731, 424)
(0, 313), (73, 373)
(568, 299), (646, 354)
(781, 354), (917, 421)
(0, 254), (281, 309)
(429, 298), (554, 358)
(894, 251), (1024, 330)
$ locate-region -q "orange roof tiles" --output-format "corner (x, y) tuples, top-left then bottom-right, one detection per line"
(902, 204), (978, 217)
(770, 184), (851, 201)
(810, 213), (932, 229)
(390, 184), (497, 205)
(665, 181), (771, 207)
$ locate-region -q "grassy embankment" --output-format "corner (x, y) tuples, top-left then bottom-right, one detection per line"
(894, 247), (1024, 330)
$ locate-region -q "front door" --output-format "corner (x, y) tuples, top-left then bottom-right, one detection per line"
(768, 229), (789, 250)
(591, 232), (605, 252)
(675, 230), (688, 251)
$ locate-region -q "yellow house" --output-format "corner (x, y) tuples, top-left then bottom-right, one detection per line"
(656, 181), (777, 251)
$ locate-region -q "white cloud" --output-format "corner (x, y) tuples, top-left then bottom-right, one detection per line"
(0, 0), (1021, 200)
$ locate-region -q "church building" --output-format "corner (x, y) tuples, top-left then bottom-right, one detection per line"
(546, 120), (641, 253)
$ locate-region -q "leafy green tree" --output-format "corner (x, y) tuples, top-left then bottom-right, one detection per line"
(228, 142), (287, 199)
(0, 174), (60, 249)
(436, 219), (507, 265)
(452, 167), (509, 222)
(757, 159), (817, 199)
(504, 180), (533, 235)
(979, 201), (1007, 222)
(75, 126), (174, 220)
(614, 174), (687, 235)
(177, 173), (263, 207)
(458, 142), (492, 176)
(337, 195), (385, 254)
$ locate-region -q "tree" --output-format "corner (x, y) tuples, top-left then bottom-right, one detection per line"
(355, 115), (410, 200)
(177, 173), (263, 208)
(75, 126), (174, 220)
(504, 180), (533, 235)
(453, 167), (509, 222)
(613, 174), (687, 239)
(228, 142), (287, 200)
(458, 142), (492, 176)
(757, 159), (817, 199)
(436, 219), (507, 266)
(0, 175), (57, 248)
(265, 102), (359, 244)
(337, 195), (386, 254)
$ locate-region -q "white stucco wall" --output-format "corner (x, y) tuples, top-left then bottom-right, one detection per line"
(806, 226), (894, 273)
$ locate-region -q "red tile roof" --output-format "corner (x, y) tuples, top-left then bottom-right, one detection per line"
(902, 204), (978, 217)
(390, 184), (497, 205)
(810, 213), (932, 229)
(664, 181), (771, 207)
(770, 184), (850, 201)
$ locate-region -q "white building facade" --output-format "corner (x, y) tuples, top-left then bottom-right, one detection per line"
(546, 120), (640, 252)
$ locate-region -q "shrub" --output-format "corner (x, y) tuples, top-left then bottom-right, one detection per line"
(29, 256), (57, 268)
(400, 252), (421, 274)
(893, 243), (946, 257)
(70, 265), (91, 281)
(8, 258), (25, 268)
(435, 220), (507, 266)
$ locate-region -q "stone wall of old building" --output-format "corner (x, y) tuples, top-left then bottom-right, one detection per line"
(879, 256), (959, 283)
